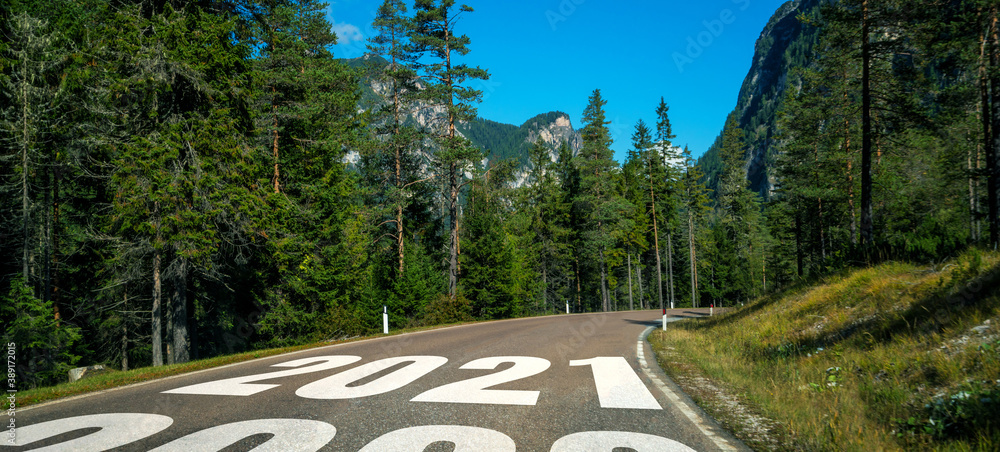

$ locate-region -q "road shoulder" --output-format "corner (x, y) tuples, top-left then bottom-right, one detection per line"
(647, 327), (797, 451)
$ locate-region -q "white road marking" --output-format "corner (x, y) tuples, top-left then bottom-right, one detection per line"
(163, 356), (360, 397)
(7, 413), (173, 451)
(638, 325), (738, 451)
(569, 357), (661, 409)
(297, 356), (447, 400)
(149, 419), (337, 452)
(357, 425), (516, 452)
(411, 356), (549, 406)
(550, 431), (697, 451)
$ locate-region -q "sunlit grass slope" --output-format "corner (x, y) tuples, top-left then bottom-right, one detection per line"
(651, 249), (1000, 451)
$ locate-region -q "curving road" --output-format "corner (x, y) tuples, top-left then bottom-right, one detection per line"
(5, 309), (748, 451)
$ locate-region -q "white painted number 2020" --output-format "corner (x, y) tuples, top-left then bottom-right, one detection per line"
(2, 414), (696, 451)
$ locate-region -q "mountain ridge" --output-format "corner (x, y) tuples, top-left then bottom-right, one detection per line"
(699, 0), (822, 199)
(343, 56), (583, 171)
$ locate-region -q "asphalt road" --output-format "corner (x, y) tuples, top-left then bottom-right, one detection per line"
(5, 309), (748, 451)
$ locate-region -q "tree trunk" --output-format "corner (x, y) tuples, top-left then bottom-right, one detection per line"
(599, 246), (609, 312)
(688, 209), (698, 308)
(650, 180), (663, 313)
(43, 166), (51, 304)
(449, 163), (459, 298)
(398, 204), (405, 274)
(121, 310), (129, 372)
(627, 252), (634, 311)
(541, 265), (547, 312)
(21, 102), (30, 286)
(795, 211), (804, 277)
(171, 258), (190, 364)
(860, 0), (875, 249)
(635, 259), (647, 309)
(152, 247), (163, 367)
(844, 67), (858, 246)
(575, 257), (582, 311)
(985, 17), (998, 248)
(393, 48), (406, 275)
(272, 87), (281, 194)
(763, 252), (767, 294)
(51, 165), (61, 322)
(818, 197), (827, 260)
(667, 232), (675, 309)
(986, 6), (1000, 249)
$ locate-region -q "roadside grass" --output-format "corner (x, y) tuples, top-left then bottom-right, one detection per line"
(649, 249), (1000, 451)
(17, 321), (476, 409)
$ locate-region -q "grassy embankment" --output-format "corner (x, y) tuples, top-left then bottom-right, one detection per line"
(649, 249), (1000, 451)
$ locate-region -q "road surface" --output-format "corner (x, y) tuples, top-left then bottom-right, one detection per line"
(5, 309), (748, 451)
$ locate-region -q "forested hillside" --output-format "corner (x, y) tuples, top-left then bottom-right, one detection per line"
(2, 0), (999, 394)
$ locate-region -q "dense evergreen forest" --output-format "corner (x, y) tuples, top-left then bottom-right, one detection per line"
(2, 0), (999, 389)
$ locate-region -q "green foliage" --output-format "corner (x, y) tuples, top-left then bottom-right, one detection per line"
(573, 89), (634, 312)
(2, 279), (81, 388)
(423, 294), (474, 326)
(462, 163), (522, 319)
(895, 380), (1000, 442)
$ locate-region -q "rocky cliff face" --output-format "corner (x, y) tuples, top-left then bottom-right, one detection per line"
(348, 56), (582, 183)
(523, 113), (583, 161)
(700, 0), (822, 199)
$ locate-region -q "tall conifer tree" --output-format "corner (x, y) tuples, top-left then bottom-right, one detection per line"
(410, 0), (489, 299)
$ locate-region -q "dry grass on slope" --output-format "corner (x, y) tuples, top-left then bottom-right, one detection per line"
(650, 250), (1000, 451)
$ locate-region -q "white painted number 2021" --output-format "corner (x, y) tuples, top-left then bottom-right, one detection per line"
(166, 354), (660, 410)
(3, 414), (697, 451)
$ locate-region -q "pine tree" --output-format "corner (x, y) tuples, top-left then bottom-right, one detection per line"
(718, 116), (766, 303)
(410, 0), (489, 299)
(576, 89), (632, 311)
(680, 146), (711, 307)
(462, 161), (519, 319)
(101, 4), (265, 364)
(654, 98), (681, 309)
(523, 137), (571, 312)
(0, 12), (67, 304)
(622, 129), (650, 311)
(365, 0), (429, 278)
(632, 119), (666, 312)
(250, 1), (369, 342)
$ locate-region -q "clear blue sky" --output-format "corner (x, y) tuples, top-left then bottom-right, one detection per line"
(327, 0), (790, 161)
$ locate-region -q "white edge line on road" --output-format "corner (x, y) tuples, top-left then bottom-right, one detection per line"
(638, 325), (737, 452)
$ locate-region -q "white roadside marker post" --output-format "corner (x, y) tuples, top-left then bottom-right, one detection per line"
(383, 306), (389, 335)
(566, 301), (569, 314)
(662, 308), (667, 332)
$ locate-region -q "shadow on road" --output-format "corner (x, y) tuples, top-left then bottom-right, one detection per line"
(623, 319), (662, 327)
(622, 311), (712, 328)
